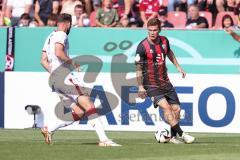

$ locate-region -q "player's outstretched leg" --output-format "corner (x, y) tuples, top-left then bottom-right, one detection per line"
(41, 103), (83, 145)
(77, 95), (121, 147)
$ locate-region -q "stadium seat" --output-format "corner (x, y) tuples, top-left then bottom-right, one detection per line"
(89, 11), (97, 27)
(214, 12), (238, 29)
(167, 11), (187, 28)
(199, 11), (213, 28)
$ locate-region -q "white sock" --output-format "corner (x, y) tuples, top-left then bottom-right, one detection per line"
(88, 114), (109, 142)
(48, 120), (74, 133)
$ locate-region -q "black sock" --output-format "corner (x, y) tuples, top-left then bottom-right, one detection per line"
(171, 128), (177, 137)
(172, 123), (183, 137)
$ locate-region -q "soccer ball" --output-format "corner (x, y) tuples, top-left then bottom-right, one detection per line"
(154, 128), (171, 143)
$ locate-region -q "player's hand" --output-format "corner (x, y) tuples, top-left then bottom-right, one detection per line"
(138, 86), (147, 99)
(177, 67), (186, 78)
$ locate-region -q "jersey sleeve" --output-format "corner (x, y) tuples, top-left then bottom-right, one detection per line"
(42, 38), (48, 52)
(135, 43), (145, 65)
(54, 31), (67, 47)
(165, 38), (171, 54)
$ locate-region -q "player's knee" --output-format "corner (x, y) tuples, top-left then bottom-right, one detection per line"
(77, 95), (92, 110)
(163, 111), (175, 124)
(172, 104), (181, 113)
(162, 105), (173, 112)
(175, 106), (181, 114)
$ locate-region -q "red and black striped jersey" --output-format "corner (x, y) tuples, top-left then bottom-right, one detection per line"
(135, 35), (171, 88)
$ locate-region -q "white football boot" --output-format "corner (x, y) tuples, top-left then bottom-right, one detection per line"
(169, 137), (184, 144)
(99, 139), (122, 147)
(181, 133), (195, 144)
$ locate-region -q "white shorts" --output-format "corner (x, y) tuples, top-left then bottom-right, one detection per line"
(51, 72), (88, 103)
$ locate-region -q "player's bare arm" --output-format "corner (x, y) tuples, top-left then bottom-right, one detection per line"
(41, 51), (51, 73)
(231, 32), (240, 42)
(167, 50), (186, 78)
(55, 42), (71, 62)
(225, 28), (240, 42)
(55, 42), (80, 71)
(136, 63), (147, 99)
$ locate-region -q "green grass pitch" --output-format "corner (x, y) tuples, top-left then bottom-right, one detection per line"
(0, 129), (240, 160)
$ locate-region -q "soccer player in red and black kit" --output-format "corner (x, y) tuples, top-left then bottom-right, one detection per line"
(135, 18), (195, 144)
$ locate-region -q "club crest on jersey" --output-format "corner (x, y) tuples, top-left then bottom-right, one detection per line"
(150, 49), (153, 54)
(162, 44), (166, 49)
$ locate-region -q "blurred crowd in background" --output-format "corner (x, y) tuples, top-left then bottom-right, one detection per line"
(0, 0), (239, 29)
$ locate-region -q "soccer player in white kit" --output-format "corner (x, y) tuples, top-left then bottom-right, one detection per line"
(40, 13), (121, 147)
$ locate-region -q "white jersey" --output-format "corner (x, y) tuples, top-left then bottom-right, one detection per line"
(42, 30), (69, 73)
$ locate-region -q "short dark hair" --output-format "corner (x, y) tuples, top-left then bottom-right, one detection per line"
(20, 13), (31, 20)
(75, 4), (85, 12)
(147, 18), (161, 29)
(57, 13), (72, 24)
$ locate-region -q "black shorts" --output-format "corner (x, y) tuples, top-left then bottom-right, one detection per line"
(145, 83), (180, 108)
